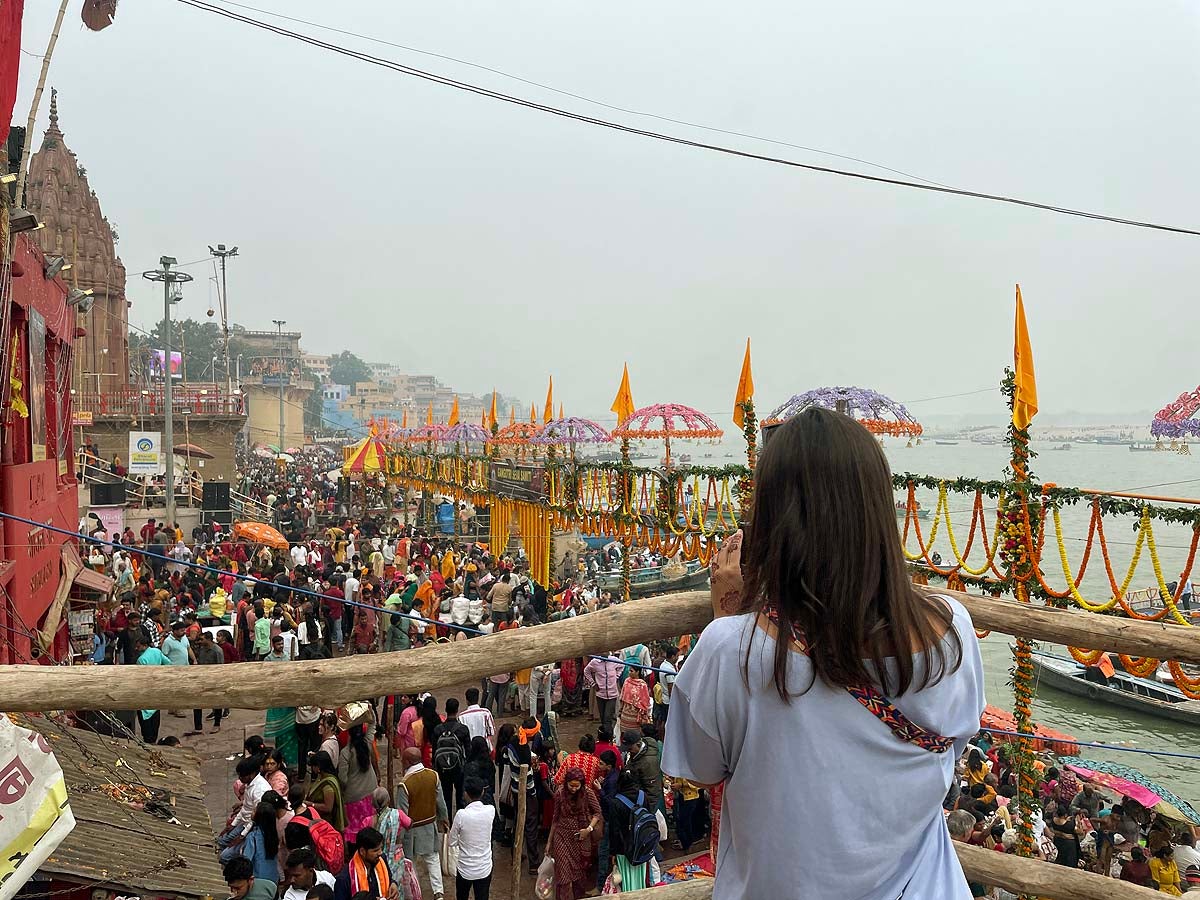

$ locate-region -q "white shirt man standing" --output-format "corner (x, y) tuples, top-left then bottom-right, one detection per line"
(448, 778), (496, 900)
(457, 687), (496, 751)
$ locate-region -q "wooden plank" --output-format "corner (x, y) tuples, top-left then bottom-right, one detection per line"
(613, 844), (1164, 900)
(2, 586), (1199, 711)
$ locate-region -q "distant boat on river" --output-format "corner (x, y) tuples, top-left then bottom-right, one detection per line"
(935, 440), (959, 446)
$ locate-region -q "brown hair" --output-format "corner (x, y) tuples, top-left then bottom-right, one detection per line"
(740, 407), (960, 699)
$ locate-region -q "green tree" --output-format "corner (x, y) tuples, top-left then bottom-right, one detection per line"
(329, 350), (372, 389)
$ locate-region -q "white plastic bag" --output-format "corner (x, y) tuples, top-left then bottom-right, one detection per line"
(534, 854), (555, 900)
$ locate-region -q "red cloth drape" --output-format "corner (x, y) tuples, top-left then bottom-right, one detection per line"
(0, 0), (25, 148)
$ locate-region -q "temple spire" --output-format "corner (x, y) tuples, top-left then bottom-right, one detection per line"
(48, 88), (58, 128)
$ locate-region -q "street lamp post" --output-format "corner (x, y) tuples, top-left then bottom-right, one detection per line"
(142, 257), (193, 528)
(273, 319), (286, 452)
(208, 244), (238, 399)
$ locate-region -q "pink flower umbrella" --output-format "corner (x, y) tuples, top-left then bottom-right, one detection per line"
(406, 423), (447, 446)
(612, 403), (723, 466)
(443, 421), (491, 448)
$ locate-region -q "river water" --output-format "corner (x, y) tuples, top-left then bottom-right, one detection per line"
(689, 437), (1200, 805)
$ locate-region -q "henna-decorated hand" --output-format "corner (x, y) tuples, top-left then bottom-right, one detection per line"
(710, 529), (744, 619)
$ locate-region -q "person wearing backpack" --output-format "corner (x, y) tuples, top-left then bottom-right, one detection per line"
(606, 770), (658, 891)
(430, 697), (471, 814)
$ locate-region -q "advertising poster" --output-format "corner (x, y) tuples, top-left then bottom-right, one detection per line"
(128, 431), (161, 474)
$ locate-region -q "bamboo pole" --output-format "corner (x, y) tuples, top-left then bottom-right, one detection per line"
(3, 586), (1200, 711)
(613, 843), (1164, 900)
(509, 763), (529, 899)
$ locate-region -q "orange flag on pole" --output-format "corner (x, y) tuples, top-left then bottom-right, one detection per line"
(448, 396), (460, 427)
(733, 338), (754, 428)
(489, 391), (498, 429)
(1013, 285), (1038, 431)
(426, 402), (434, 426)
(509, 405), (516, 426)
(401, 408), (408, 429)
(543, 377), (554, 424)
(559, 403), (564, 420)
(611, 363), (635, 425)
(530, 403), (537, 424)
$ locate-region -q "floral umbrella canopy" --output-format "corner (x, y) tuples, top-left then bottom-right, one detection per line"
(1150, 385), (1200, 440)
(406, 423), (447, 445)
(765, 386), (923, 438)
(443, 422), (491, 447)
(531, 416), (613, 453)
(612, 403), (723, 465)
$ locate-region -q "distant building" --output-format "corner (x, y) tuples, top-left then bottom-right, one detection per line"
(238, 329), (315, 448)
(302, 351), (332, 381)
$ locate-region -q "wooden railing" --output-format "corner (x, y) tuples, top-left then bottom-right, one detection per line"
(0, 586), (1191, 900)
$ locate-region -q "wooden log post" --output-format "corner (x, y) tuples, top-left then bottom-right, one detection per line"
(3, 586), (1200, 711)
(510, 763), (529, 899)
(613, 843), (1165, 900)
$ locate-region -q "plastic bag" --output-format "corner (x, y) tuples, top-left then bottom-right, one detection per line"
(602, 869), (623, 894)
(400, 857), (422, 900)
(534, 854), (555, 900)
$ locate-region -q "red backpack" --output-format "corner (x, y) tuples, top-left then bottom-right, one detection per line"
(293, 807), (345, 873)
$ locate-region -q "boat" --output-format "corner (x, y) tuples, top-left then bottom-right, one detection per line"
(895, 500), (931, 520)
(1030, 649), (1200, 727)
(935, 440), (959, 446)
(1051, 443), (1071, 451)
(1130, 441), (1161, 452)
(596, 559), (710, 599)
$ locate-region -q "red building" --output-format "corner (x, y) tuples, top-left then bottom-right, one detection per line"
(0, 231), (85, 664)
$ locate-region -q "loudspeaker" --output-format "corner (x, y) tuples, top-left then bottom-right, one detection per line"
(202, 481), (231, 510)
(90, 482), (126, 506)
(204, 509), (233, 526)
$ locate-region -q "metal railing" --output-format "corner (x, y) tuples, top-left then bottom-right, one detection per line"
(77, 460), (269, 522)
(74, 387), (245, 418)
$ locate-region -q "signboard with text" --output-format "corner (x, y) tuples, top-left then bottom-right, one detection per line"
(488, 461), (546, 502)
(128, 431), (161, 475)
(71, 410), (93, 427)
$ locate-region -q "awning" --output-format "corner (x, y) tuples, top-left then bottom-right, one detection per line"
(74, 565), (115, 595)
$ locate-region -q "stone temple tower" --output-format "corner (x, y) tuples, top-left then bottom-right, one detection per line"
(25, 89), (130, 395)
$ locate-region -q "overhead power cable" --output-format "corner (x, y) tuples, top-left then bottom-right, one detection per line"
(176, 0), (1200, 237)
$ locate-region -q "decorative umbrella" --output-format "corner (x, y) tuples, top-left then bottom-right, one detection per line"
(532, 416), (613, 447)
(1059, 756), (1200, 825)
(275, 452), (296, 464)
(765, 386), (923, 438)
(1150, 385), (1200, 440)
(233, 521), (289, 550)
(406, 423), (447, 445)
(443, 422), (491, 447)
(612, 403), (723, 466)
(172, 442), (214, 460)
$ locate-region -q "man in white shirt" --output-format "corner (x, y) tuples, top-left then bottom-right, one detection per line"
(217, 757), (271, 861)
(458, 688), (496, 750)
(280, 847), (335, 900)
(1175, 831), (1200, 873)
(344, 571), (360, 608)
(289, 544), (307, 569)
(654, 647), (679, 727)
(448, 779), (496, 899)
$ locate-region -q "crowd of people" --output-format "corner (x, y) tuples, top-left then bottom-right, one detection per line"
(946, 743), (1200, 895)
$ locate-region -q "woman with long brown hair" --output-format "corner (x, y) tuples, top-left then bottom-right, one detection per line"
(662, 408), (985, 898)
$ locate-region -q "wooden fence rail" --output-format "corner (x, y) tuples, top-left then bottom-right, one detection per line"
(1, 585), (1198, 712)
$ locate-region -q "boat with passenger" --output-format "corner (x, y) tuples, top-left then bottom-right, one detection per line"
(596, 558), (710, 598)
(1030, 649), (1200, 727)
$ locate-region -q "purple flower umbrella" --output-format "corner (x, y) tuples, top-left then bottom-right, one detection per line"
(612, 403), (723, 466)
(443, 422), (492, 446)
(765, 386), (923, 437)
(531, 416), (614, 448)
(1150, 386), (1200, 440)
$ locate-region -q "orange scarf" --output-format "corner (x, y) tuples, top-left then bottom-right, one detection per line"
(349, 852), (391, 898)
(518, 722), (541, 746)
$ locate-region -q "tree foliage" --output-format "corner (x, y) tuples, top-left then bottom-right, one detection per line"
(329, 350), (372, 388)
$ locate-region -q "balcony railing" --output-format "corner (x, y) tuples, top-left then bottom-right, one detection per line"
(74, 388), (246, 418)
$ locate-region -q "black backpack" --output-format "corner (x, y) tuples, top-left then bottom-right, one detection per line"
(616, 790), (660, 865)
(433, 728), (464, 773)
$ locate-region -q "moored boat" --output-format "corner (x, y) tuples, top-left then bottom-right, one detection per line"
(895, 500), (931, 520)
(1030, 650), (1200, 727)
(596, 559), (710, 599)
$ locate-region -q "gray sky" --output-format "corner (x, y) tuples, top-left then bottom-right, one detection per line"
(16, 0), (1200, 428)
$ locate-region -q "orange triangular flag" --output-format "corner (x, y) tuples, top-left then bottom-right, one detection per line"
(448, 396), (460, 427)
(1013, 285), (1038, 431)
(530, 403), (537, 424)
(489, 391), (498, 429)
(559, 403), (564, 420)
(509, 405), (516, 426)
(426, 402), (434, 426)
(733, 338), (755, 428)
(611, 363), (635, 425)
(543, 377), (554, 424)
(401, 408), (408, 429)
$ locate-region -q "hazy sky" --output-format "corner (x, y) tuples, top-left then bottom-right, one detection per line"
(16, 1), (1200, 428)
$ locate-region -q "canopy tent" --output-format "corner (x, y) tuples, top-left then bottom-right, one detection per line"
(1059, 756), (1200, 825)
(342, 434), (387, 475)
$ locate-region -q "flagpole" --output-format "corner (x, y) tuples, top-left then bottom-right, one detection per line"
(1002, 285), (1039, 860)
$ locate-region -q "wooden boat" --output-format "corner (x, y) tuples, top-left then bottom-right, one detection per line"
(1051, 443), (1071, 451)
(895, 501), (931, 520)
(1030, 650), (1200, 727)
(596, 559), (710, 599)
(935, 440), (959, 446)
